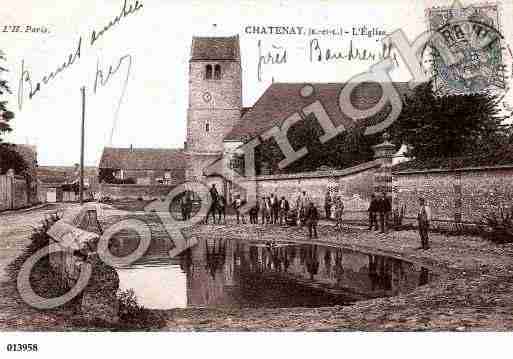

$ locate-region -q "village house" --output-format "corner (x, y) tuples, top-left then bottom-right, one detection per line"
(37, 165), (98, 203)
(98, 146), (187, 186)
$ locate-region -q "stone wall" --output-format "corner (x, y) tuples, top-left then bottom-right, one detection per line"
(393, 165), (513, 223)
(122, 169), (185, 185)
(99, 183), (177, 200)
(231, 160), (380, 218)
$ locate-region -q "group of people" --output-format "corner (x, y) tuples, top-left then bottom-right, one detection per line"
(203, 185), (325, 240)
(367, 192), (432, 250)
(247, 193), (291, 225)
(367, 192), (392, 234)
(323, 191), (345, 230)
(199, 183), (433, 250)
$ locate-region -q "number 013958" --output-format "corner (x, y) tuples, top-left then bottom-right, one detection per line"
(6, 344), (38, 352)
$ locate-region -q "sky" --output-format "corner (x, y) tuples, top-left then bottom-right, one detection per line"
(2, 0), (513, 166)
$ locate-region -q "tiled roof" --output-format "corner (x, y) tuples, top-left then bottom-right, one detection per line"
(393, 146), (513, 172)
(37, 166), (97, 184)
(99, 147), (187, 170)
(224, 82), (412, 142)
(190, 36), (240, 61)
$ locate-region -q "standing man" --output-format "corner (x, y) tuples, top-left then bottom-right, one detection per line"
(383, 192), (392, 232)
(232, 194), (246, 224)
(206, 183), (219, 224)
(272, 192), (280, 224)
(324, 190), (332, 219)
(376, 193), (386, 234)
(305, 202), (319, 239)
(417, 198), (431, 250)
(181, 190), (193, 221)
(279, 196), (290, 225)
(249, 197), (260, 224)
(368, 194), (378, 230)
(269, 193), (276, 224)
(297, 190), (309, 227)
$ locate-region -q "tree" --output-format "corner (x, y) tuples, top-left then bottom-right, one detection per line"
(255, 115), (389, 175)
(0, 144), (28, 175)
(390, 81), (510, 160)
(0, 50), (27, 175)
(0, 49), (15, 143)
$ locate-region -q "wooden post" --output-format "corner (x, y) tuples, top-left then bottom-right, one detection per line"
(80, 87), (85, 205)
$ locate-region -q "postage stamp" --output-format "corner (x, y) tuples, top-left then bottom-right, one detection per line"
(426, 2), (506, 95)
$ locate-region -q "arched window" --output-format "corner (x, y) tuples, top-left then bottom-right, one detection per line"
(205, 65), (212, 80)
(214, 64), (221, 80)
(205, 123), (210, 132)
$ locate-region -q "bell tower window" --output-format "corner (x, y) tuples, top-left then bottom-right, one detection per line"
(205, 65), (212, 79)
(214, 64), (221, 80)
(205, 123), (210, 132)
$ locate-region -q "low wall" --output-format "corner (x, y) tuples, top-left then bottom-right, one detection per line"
(99, 183), (176, 200)
(246, 160), (380, 213)
(393, 165), (513, 223)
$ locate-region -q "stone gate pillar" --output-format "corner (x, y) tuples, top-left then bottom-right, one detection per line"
(372, 133), (395, 202)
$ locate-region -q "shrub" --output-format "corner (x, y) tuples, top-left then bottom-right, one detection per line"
(479, 206), (513, 244)
(117, 289), (166, 330)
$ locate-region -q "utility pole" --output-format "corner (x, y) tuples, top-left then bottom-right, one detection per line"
(79, 86), (85, 205)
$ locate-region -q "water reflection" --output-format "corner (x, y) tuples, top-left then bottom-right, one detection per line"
(117, 238), (436, 310)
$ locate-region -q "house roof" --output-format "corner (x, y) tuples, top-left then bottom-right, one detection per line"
(190, 36), (240, 61)
(393, 145), (513, 172)
(37, 166), (97, 184)
(99, 147), (187, 170)
(224, 82), (412, 142)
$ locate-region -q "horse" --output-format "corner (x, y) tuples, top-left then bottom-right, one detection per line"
(205, 194), (226, 224)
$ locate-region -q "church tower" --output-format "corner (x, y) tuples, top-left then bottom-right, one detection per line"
(186, 35), (242, 182)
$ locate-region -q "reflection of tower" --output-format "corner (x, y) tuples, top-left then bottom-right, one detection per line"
(185, 238), (229, 307)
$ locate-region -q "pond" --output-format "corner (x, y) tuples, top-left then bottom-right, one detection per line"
(117, 239), (436, 309)
(116, 238), (436, 310)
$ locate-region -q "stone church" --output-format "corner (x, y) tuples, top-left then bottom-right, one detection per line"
(100, 34), (407, 202)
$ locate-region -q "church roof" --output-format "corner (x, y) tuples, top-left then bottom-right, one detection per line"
(99, 147), (187, 170)
(190, 36), (240, 61)
(224, 82), (413, 142)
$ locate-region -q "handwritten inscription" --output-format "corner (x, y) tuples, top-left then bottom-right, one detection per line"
(18, 37), (82, 110)
(94, 54), (133, 142)
(257, 40), (287, 82)
(90, 0), (143, 46)
(16, 0), (143, 113)
(309, 38), (397, 64)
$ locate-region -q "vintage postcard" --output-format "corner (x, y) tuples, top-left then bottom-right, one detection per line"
(1, 0), (513, 357)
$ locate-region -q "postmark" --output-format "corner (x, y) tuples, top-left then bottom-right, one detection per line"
(426, 2), (506, 95)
